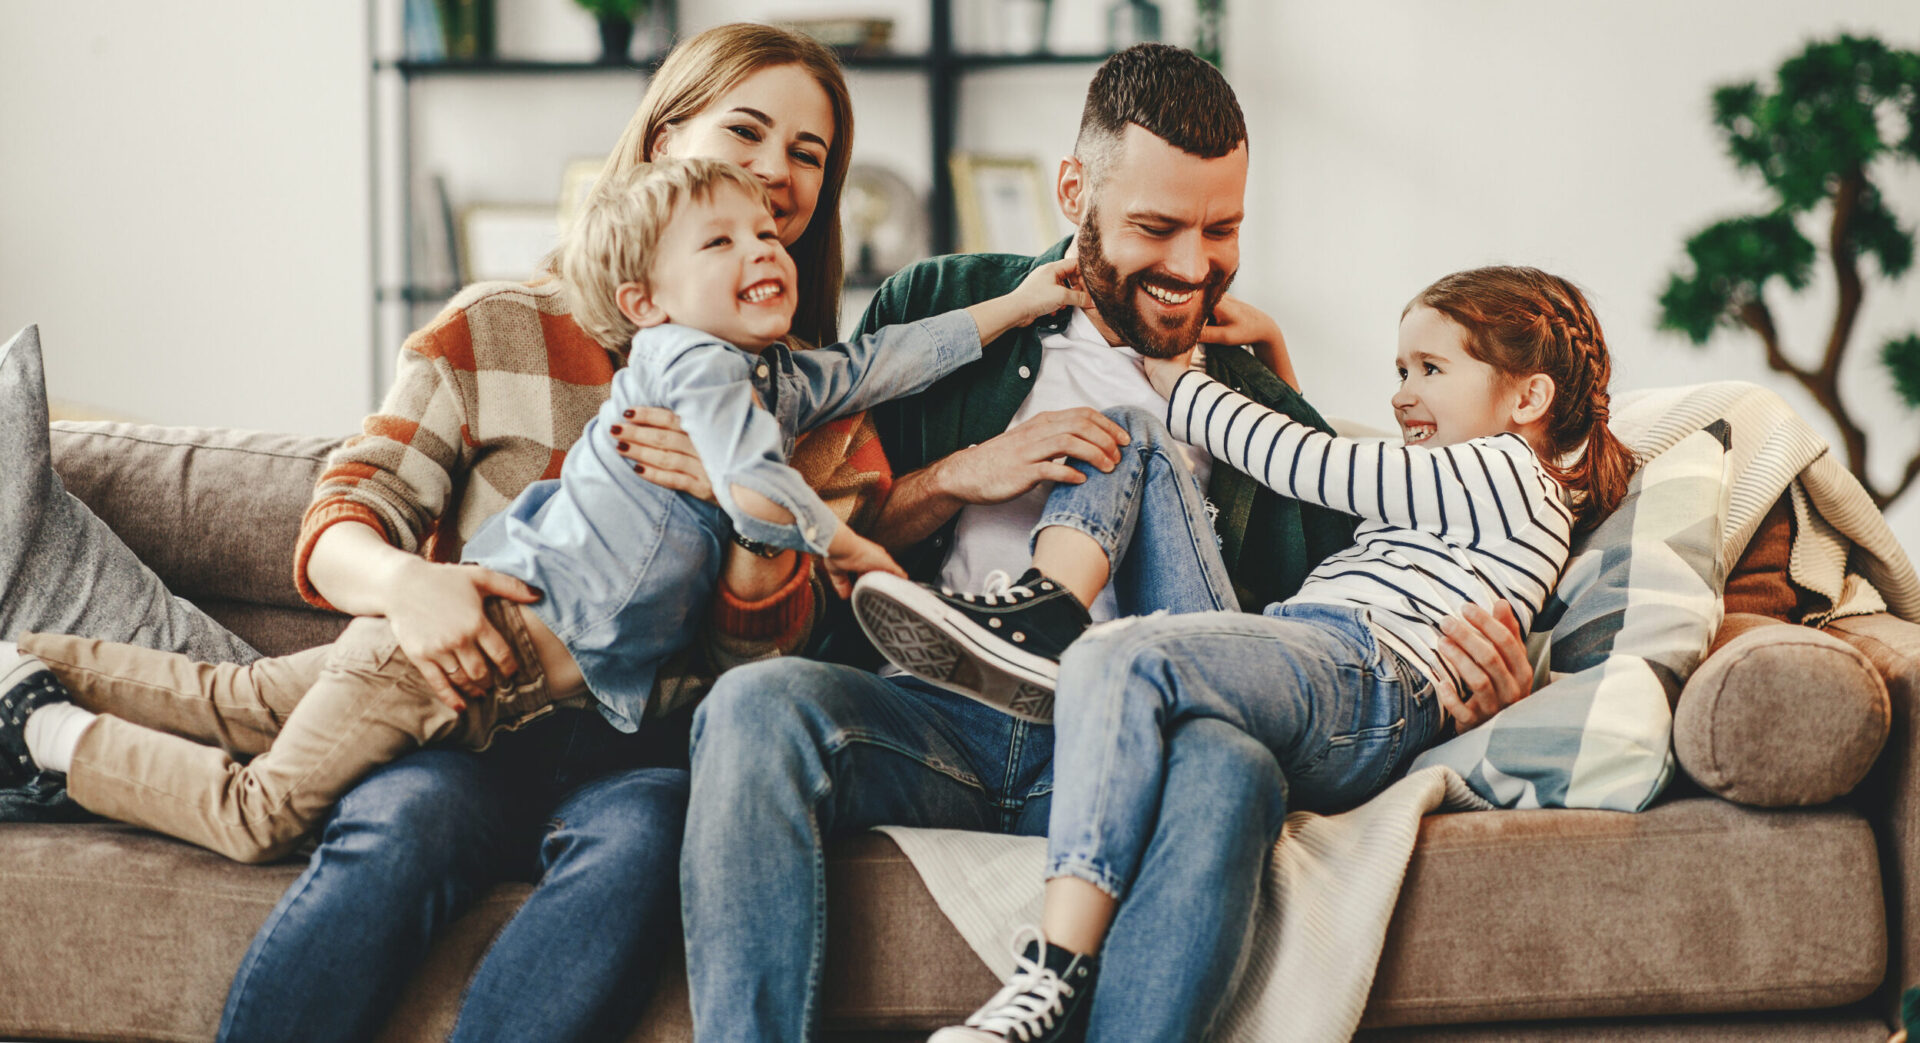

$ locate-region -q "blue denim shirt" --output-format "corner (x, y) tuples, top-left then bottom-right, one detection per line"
(463, 311), (980, 731)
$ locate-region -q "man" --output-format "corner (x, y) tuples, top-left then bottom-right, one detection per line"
(679, 44), (1531, 1042)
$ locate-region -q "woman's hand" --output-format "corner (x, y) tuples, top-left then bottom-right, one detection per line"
(380, 558), (540, 712)
(612, 406), (716, 504)
(822, 526), (905, 599)
(1199, 294), (1300, 392)
(1434, 600), (1535, 732)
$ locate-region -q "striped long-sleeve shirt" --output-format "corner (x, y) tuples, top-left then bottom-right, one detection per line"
(1166, 371), (1574, 698)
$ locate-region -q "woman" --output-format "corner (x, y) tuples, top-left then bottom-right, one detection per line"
(0, 23), (861, 1043)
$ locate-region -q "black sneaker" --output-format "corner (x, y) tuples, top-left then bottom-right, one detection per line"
(852, 568), (1090, 723)
(930, 928), (1098, 1043)
(0, 652), (69, 786)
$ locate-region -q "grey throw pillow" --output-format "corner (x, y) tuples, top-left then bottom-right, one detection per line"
(0, 324), (259, 663)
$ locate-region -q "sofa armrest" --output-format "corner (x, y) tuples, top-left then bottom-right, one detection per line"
(1826, 612), (1920, 1024)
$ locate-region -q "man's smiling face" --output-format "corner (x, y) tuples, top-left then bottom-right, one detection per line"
(1072, 124), (1247, 359)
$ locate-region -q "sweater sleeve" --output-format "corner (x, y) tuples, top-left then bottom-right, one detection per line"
(1166, 370), (1569, 550)
(294, 308), (473, 609)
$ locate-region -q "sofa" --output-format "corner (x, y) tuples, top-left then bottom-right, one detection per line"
(1, 417), (1915, 1043)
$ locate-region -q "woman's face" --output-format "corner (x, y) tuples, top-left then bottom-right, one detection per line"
(653, 64), (836, 246)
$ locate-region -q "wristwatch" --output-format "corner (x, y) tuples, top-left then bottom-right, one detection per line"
(731, 531), (785, 559)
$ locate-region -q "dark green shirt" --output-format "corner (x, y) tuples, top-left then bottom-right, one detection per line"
(820, 239), (1357, 663)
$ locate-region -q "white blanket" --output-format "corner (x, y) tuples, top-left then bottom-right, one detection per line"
(879, 767), (1490, 1042)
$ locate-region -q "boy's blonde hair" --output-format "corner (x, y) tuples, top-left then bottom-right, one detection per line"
(559, 157), (774, 352)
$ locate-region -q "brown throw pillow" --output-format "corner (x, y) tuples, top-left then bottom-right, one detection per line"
(1674, 616), (1890, 806)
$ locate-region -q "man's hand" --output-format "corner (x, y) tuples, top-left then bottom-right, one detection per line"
(611, 406), (716, 504)
(1433, 600), (1535, 732)
(935, 408), (1132, 506)
(1199, 294), (1300, 392)
(822, 527), (905, 598)
(380, 559), (540, 712)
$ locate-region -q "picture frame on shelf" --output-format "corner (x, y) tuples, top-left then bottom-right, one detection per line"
(460, 205), (563, 283)
(950, 154), (1058, 255)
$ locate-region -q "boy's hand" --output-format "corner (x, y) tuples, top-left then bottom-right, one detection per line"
(822, 527), (905, 599)
(1009, 258), (1092, 324)
(965, 258), (1092, 345)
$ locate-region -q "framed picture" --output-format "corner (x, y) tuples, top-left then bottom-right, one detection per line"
(557, 157), (606, 232)
(459, 205), (562, 283)
(950, 154), (1059, 255)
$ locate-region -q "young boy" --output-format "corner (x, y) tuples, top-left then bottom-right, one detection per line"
(0, 158), (1086, 863)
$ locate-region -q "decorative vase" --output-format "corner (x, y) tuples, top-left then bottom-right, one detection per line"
(597, 16), (634, 64)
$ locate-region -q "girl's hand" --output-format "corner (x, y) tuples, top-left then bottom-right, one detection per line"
(822, 527), (905, 599)
(380, 559), (540, 712)
(1199, 294), (1300, 392)
(612, 406), (717, 505)
(1142, 349), (1199, 399)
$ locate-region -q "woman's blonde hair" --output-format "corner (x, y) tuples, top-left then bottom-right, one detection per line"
(559, 158), (773, 352)
(599, 22), (853, 346)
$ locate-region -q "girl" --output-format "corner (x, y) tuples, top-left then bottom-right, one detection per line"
(855, 266), (1635, 1041)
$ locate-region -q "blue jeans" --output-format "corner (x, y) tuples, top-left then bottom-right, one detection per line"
(1035, 405), (1238, 618)
(680, 409), (1256, 1042)
(218, 708), (689, 1043)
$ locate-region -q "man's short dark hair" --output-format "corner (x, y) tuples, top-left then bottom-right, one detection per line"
(1074, 43), (1248, 190)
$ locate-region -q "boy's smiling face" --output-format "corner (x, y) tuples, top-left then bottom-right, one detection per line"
(623, 183), (798, 351)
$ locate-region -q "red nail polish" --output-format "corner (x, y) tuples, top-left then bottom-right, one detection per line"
(611, 425), (623, 435)
(617, 441), (629, 452)
(623, 410), (635, 419)
(634, 464), (645, 474)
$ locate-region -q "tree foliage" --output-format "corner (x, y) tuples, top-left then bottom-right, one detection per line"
(1660, 35), (1920, 508)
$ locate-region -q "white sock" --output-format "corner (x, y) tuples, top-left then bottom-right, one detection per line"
(25, 701), (96, 774)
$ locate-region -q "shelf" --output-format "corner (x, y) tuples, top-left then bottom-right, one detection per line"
(378, 285), (461, 304)
(380, 57), (669, 76)
(377, 50), (1112, 76)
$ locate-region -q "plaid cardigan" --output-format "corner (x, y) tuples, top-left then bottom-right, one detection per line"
(294, 279), (891, 692)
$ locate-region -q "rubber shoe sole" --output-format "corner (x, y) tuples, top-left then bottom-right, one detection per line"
(852, 574), (1057, 723)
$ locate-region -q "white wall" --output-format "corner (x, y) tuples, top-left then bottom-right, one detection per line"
(1223, 0), (1920, 549)
(3, 2), (1915, 552)
(0, 5), (371, 437)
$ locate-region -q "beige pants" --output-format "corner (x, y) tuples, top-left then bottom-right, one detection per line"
(21, 600), (571, 863)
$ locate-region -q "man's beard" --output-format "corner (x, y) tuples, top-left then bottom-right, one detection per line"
(1076, 208), (1234, 360)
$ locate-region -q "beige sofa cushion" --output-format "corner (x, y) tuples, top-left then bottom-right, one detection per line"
(1674, 618), (1890, 806)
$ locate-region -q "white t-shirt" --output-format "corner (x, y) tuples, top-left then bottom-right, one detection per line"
(936, 307), (1213, 623)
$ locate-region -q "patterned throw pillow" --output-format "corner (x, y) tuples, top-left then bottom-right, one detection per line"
(1410, 421), (1731, 811)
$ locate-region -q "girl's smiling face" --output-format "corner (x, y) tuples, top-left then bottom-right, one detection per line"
(1391, 305), (1524, 449)
(650, 63), (834, 246)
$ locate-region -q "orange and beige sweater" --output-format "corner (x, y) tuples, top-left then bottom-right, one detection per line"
(294, 279), (888, 709)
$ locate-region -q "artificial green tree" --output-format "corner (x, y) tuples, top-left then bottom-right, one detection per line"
(1660, 34), (1920, 509)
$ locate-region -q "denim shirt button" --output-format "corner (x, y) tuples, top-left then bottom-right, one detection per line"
(755, 364), (769, 379)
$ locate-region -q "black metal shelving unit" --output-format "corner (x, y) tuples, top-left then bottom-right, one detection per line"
(368, 0), (1114, 386)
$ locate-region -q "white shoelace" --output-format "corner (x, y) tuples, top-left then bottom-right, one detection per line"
(974, 569), (1035, 607)
(963, 925), (1074, 1041)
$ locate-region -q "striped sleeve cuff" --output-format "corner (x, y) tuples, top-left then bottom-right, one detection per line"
(1164, 369), (1221, 445)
